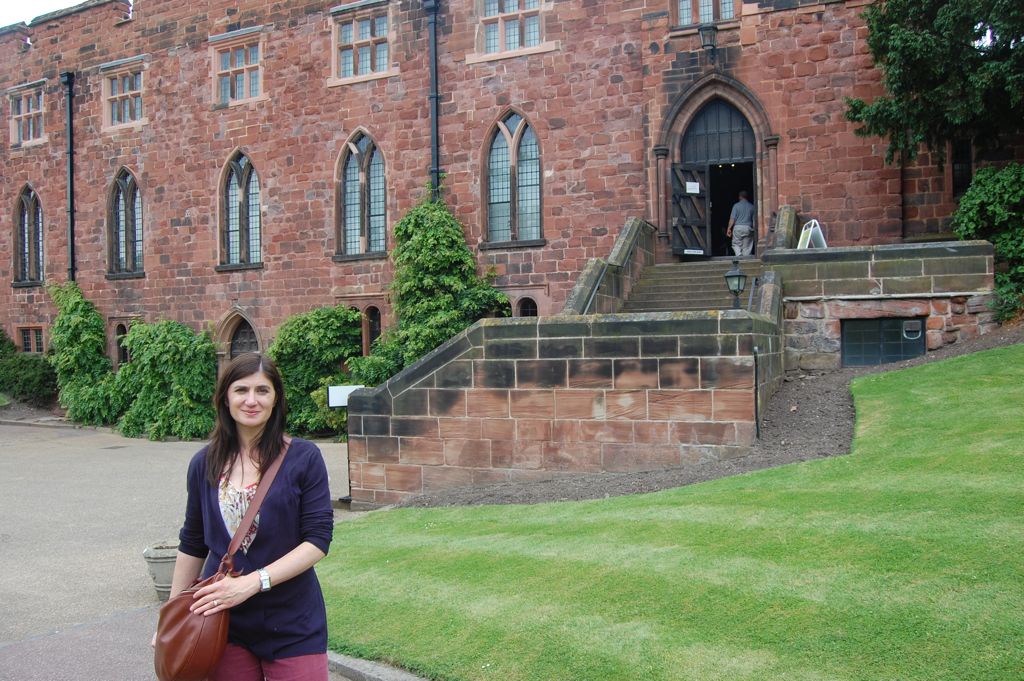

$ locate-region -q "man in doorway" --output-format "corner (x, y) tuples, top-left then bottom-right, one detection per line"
(726, 190), (755, 256)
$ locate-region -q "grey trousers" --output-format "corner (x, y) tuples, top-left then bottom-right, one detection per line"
(731, 224), (754, 256)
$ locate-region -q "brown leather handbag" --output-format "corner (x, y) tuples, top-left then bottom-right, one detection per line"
(154, 444), (288, 681)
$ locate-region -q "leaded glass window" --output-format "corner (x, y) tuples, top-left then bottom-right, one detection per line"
(110, 169), (143, 274)
(15, 187), (43, 283)
(482, 0), (543, 53)
(337, 11), (390, 78)
(222, 153), (261, 265)
(230, 319), (259, 358)
(487, 112), (542, 243)
(215, 40), (261, 104)
(339, 133), (387, 256)
(690, 0), (735, 24)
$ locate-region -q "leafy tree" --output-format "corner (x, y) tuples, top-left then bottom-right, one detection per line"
(267, 305), (363, 434)
(348, 194), (510, 385)
(845, 0), (1024, 163)
(953, 162), (1024, 320)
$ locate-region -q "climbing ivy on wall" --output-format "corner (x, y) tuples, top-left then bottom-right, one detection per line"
(348, 193), (510, 386)
(267, 304), (363, 435)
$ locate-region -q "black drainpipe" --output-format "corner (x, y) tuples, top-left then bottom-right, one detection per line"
(423, 0), (441, 200)
(60, 71), (77, 282)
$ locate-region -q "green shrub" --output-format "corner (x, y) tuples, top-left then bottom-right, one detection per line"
(310, 374), (350, 437)
(0, 330), (17, 359)
(348, 194), (510, 385)
(46, 282), (117, 423)
(117, 321), (217, 440)
(268, 305), (362, 435)
(0, 352), (58, 407)
(954, 162), (1024, 321)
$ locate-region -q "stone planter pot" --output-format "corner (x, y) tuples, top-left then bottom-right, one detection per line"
(142, 541), (178, 601)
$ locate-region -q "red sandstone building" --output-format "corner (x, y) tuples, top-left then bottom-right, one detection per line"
(0, 0), (987, 362)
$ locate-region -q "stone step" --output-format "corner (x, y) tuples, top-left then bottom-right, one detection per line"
(630, 278), (762, 293)
(622, 259), (763, 312)
(621, 300), (744, 312)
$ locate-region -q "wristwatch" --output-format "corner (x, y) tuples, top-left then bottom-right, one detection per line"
(257, 568), (272, 592)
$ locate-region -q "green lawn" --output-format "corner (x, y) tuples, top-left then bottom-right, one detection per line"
(320, 344), (1024, 681)
(0, 393), (9, 408)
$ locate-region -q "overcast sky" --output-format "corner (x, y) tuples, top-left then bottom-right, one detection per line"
(0, 1), (86, 28)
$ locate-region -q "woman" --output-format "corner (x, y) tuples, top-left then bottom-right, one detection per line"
(162, 352), (334, 680)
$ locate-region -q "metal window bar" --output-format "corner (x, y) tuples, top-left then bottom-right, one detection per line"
(368, 149), (386, 252)
(247, 172), (261, 263)
(116, 190), (128, 271)
(344, 154), (362, 253)
(227, 173), (240, 263)
(133, 188), (143, 270)
(488, 134), (511, 241)
(517, 126), (541, 240)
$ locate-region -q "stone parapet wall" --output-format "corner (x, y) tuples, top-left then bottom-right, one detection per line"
(563, 218), (657, 315)
(348, 309), (783, 508)
(764, 241), (997, 370)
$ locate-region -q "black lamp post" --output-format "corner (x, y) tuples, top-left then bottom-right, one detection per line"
(724, 259), (747, 309)
(698, 23), (719, 64)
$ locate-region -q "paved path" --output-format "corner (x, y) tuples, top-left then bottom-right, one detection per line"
(0, 423), (358, 681)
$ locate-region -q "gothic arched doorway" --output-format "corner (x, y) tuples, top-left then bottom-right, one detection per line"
(673, 99), (757, 258)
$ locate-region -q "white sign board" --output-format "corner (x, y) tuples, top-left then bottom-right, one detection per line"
(797, 219), (828, 249)
(685, 181), (701, 194)
(684, 248), (705, 255)
(327, 385), (365, 408)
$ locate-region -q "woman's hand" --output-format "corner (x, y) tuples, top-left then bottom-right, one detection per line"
(189, 573), (261, 616)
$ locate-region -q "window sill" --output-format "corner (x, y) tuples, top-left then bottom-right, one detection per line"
(327, 69), (398, 88)
(106, 271), (146, 280)
(101, 118), (149, 134)
(669, 19), (740, 37)
(465, 41), (560, 65)
(11, 280), (43, 289)
(479, 238), (546, 251)
(9, 135), (49, 150)
(333, 251), (388, 263)
(215, 262), (264, 273)
(212, 94), (270, 110)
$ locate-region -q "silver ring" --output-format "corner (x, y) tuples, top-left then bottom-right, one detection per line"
(213, 600), (219, 607)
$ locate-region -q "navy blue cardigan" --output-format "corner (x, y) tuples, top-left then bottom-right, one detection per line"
(178, 438), (334, 660)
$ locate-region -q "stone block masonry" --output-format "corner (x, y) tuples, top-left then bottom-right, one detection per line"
(348, 310), (784, 508)
(765, 241), (997, 370)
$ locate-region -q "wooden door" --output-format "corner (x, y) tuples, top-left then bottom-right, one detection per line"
(671, 163), (710, 257)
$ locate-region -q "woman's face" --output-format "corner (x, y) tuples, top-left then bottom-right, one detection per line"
(226, 370), (277, 433)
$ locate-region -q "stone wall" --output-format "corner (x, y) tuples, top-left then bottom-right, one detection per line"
(764, 241), (997, 370)
(347, 305), (783, 508)
(562, 218), (657, 315)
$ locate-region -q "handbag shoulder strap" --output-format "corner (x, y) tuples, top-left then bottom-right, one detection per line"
(218, 439), (291, 574)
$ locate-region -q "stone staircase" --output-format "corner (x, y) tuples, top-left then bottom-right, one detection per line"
(619, 259), (764, 312)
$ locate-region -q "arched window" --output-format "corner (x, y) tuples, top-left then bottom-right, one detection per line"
(516, 297), (538, 317)
(230, 319), (259, 358)
(109, 169), (143, 274)
(222, 152), (261, 266)
(115, 324), (130, 365)
(486, 112), (541, 243)
(15, 187), (43, 284)
(338, 133), (386, 256)
(368, 309), (385, 350)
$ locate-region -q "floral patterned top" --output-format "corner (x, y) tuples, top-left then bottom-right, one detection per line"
(218, 473), (260, 554)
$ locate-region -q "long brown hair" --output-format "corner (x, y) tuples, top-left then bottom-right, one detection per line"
(205, 353), (288, 486)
